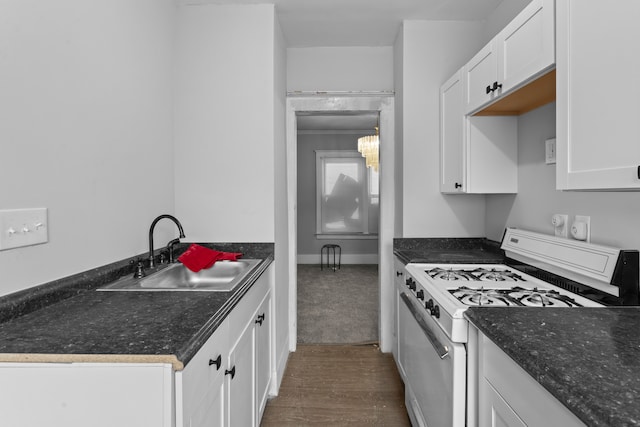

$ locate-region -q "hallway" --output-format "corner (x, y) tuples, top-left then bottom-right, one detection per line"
(296, 264), (378, 344)
(261, 344), (409, 426)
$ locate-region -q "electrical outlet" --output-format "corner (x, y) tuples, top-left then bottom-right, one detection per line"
(571, 215), (591, 242)
(0, 208), (48, 251)
(545, 138), (556, 164)
(551, 214), (568, 237)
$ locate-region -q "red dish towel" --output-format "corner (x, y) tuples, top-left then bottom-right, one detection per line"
(178, 244), (243, 272)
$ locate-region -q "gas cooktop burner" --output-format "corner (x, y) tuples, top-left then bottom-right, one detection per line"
(426, 267), (525, 282)
(427, 268), (477, 281)
(507, 287), (581, 307)
(449, 286), (583, 307)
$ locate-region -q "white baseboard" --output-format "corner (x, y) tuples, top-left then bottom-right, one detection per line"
(271, 339), (289, 397)
(297, 253), (379, 264)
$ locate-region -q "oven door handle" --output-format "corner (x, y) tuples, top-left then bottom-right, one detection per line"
(401, 292), (450, 360)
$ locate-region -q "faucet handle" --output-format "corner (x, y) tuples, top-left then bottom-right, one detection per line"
(158, 251), (168, 264)
(130, 258), (147, 279)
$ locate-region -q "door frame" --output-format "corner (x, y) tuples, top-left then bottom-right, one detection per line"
(285, 94), (395, 352)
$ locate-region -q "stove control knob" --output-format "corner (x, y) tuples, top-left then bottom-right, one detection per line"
(425, 299), (434, 311)
(406, 278), (416, 291)
(432, 305), (441, 319)
(416, 290), (424, 301)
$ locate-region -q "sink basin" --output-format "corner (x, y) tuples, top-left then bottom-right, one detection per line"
(99, 259), (261, 292)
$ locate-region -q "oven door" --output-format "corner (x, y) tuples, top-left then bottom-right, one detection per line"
(399, 292), (466, 427)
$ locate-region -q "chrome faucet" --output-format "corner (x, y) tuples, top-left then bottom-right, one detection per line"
(148, 214), (185, 268)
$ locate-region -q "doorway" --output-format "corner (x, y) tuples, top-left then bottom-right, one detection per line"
(285, 94), (395, 353)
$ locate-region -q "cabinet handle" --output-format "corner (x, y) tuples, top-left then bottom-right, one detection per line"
(455, 182), (462, 189)
(486, 82), (503, 94)
(255, 313), (265, 326)
(208, 354), (222, 370)
(225, 366), (236, 379)
(637, 165), (640, 179)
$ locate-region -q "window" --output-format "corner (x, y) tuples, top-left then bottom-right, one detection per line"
(315, 150), (379, 237)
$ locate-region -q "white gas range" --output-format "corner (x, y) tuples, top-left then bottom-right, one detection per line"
(396, 228), (639, 427)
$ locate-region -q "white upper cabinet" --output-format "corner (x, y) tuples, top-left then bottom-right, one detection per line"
(497, 0), (555, 95)
(440, 70), (466, 193)
(556, 0), (640, 190)
(440, 69), (518, 194)
(464, 42), (499, 114)
(464, 0), (555, 115)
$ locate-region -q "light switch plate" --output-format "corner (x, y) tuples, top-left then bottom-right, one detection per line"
(545, 138), (556, 164)
(0, 208), (48, 251)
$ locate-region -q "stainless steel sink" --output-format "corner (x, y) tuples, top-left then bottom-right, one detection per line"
(99, 259), (261, 292)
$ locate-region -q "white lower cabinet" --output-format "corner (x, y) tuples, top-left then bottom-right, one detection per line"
(0, 363), (174, 427)
(0, 264), (274, 427)
(180, 263), (274, 427)
(392, 256), (406, 377)
(254, 291), (272, 421)
(477, 330), (585, 427)
(176, 320), (228, 427)
(227, 316), (255, 427)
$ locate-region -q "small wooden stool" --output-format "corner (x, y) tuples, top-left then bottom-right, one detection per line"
(320, 244), (341, 271)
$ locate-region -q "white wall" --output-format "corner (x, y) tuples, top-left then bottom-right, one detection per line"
(0, 0), (176, 296)
(393, 28), (405, 237)
(486, 102), (640, 251)
(174, 4), (276, 242)
(399, 20), (487, 237)
(287, 47), (394, 92)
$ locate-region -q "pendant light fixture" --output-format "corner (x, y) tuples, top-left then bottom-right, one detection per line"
(357, 126), (379, 172)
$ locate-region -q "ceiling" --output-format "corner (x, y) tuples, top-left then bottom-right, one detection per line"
(182, 0), (504, 47)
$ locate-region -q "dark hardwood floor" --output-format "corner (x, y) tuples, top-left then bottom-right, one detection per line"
(261, 344), (410, 426)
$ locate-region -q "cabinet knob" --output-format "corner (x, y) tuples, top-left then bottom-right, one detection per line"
(486, 85), (492, 94)
(208, 354), (222, 370)
(396, 271), (403, 277)
(255, 313), (265, 326)
(455, 182), (462, 189)
(225, 366), (236, 379)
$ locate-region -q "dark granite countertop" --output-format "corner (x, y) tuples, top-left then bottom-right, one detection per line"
(466, 307), (640, 427)
(393, 237), (504, 264)
(0, 243), (274, 370)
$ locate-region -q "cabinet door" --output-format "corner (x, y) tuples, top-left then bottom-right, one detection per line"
(464, 41), (499, 114)
(226, 319), (255, 427)
(497, 0), (554, 94)
(189, 375), (225, 427)
(440, 69), (465, 193)
(177, 321), (228, 427)
(556, 0), (640, 190)
(466, 116), (518, 194)
(480, 380), (526, 427)
(254, 293), (271, 423)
